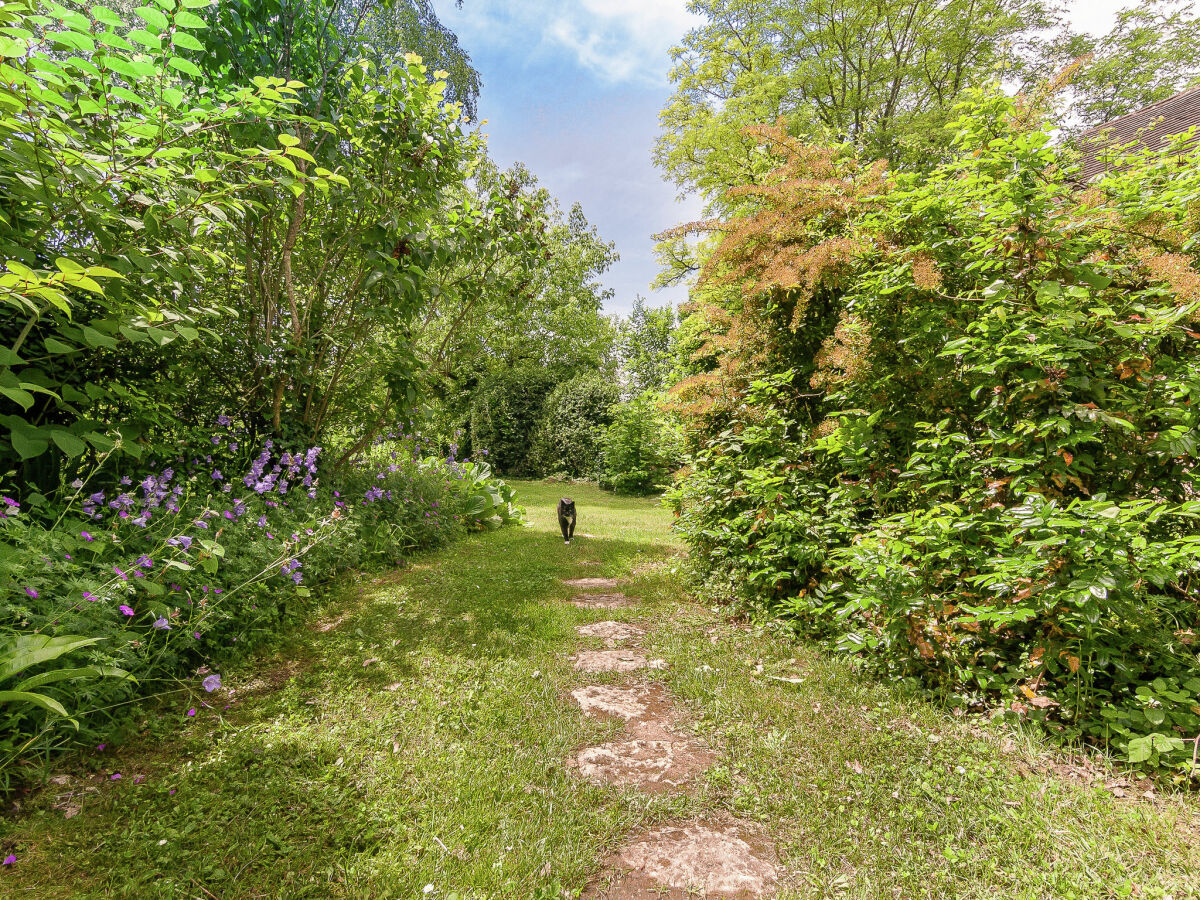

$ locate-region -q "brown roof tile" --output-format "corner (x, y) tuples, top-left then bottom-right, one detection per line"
(1077, 85), (1200, 180)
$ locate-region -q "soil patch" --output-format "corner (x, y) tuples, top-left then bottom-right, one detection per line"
(570, 594), (632, 609)
(586, 821), (778, 899)
(570, 683), (678, 739)
(573, 650), (666, 673)
(564, 577), (623, 589)
(576, 621), (645, 646)
(567, 739), (715, 792)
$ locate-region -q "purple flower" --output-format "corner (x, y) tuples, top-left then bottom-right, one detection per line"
(152, 617), (170, 631)
(119, 476), (131, 486)
(83, 592), (96, 602)
(81, 530), (94, 541)
(217, 414), (231, 426)
(119, 604), (134, 616)
(193, 631), (201, 640)
(110, 773), (121, 780)
(223, 510), (234, 520)
(203, 674), (222, 692)
(23, 587), (37, 599)
(3, 854), (15, 865)
(113, 565), (127, 580)
(135, 555), (152, 569)
(96, 743), (106, 750)
(211, 469), (223, 481)
(186, 708), (196, 717)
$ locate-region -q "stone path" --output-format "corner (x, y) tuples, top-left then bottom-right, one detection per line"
(563, 575), (779, 898)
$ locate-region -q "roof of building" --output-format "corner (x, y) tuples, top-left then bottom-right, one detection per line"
(1077, 84), (1200, 181)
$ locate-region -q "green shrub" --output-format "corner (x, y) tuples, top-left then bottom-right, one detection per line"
(600, 392), (680, 495)
(670, 91), (1200, 775)
(527, 374), (621, 477)
(469, 365), (557, 475)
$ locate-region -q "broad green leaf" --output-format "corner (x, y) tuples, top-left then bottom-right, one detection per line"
(51, 429), (87, 457)
(0, 689), (74, 724)
(9, 426), (49, 460)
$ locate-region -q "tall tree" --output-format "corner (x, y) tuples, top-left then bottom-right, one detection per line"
(618, 297), (678, 395)
(1048, 0), (1200, 133)
(656, 0), (1057, 205)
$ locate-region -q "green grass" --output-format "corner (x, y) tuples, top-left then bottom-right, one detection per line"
(2, 480), (1198, 898)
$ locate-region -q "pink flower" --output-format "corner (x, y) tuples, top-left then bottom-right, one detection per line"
(23, 587), (37, 598)
(186, 708), (196, 717)
(119, 605), (134, 616)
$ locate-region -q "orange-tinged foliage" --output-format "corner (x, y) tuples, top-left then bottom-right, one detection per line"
(663, 125), (886, 429)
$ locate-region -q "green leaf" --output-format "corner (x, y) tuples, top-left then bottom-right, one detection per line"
(51, 429), (87, 458)
(168, 56), (203, 79)
(171, 31), (204, 51)
(277, 134), (300, 146)
(133, 5), (169, 31)
(0, 690), (74, 725)
(0, 387), (34, 410)
(285, 146), (316, 163)
(127, 28), (161, 49)
(173, 10), (208, 29)
(0, 635), (103, 683)
(15, 665), (131, 692)
(42, 337), (76, 355)
(9, 426), (49, 460)
(91, 5), (127, 28)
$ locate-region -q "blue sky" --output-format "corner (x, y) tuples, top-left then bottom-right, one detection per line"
(433, 0), (1128, 318)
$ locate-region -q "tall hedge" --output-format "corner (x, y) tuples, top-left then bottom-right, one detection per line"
(469, 365), (557, 475)
(527, 374), (621, 477)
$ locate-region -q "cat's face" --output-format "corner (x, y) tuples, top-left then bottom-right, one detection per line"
(561, 498), (575, 513)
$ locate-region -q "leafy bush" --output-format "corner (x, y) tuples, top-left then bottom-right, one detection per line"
(599, 392), (681, 495)
(670, 92), (1200, 775)
(0, 422), (520, 786)
(469, 365), (557, 475)
(527, 374), (621, 478)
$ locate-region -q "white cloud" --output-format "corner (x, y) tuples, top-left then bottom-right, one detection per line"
(549, 0), (701, 84)
(436, 0), (701, 85)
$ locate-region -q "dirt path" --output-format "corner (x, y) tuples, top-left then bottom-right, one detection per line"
(2, 482), (1199, 898)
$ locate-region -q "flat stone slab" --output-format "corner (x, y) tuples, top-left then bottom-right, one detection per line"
(564, 577), (622, 589)
(567, 739), (715, 792)
(577, 621), (645, 646)
(570, 594), (632, 609)
(570, 683), (677, 739)
(587, 822), (778, 898)
(573, 650), (666, 673)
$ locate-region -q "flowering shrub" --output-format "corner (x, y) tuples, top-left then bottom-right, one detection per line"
(0, 421), (520, 784)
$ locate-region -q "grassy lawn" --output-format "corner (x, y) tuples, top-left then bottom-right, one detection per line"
(2, 480), (1198, 898)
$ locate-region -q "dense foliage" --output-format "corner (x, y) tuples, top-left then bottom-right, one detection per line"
(528, 374), (620, 479)
(599, 391), (681, 496)
(0, 0), (584, 781)
(669, 93), (1200, 776)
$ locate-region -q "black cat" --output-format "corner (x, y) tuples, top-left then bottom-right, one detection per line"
(557, 497), (576, 544)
